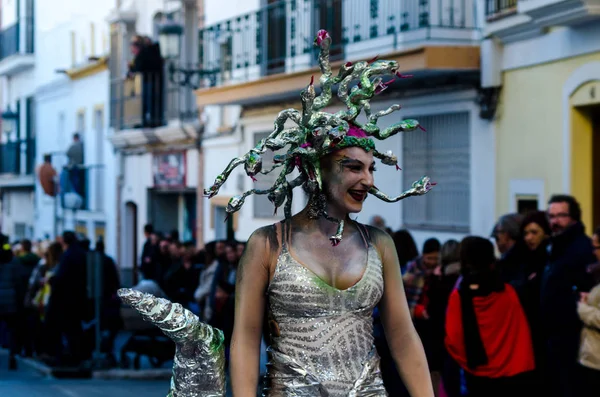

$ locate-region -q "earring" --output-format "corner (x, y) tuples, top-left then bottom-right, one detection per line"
(307, 193), (326, 219)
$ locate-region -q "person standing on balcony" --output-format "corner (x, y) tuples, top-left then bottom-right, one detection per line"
(65, 133), (84, 198)
(37, 154), (58, 197)
(128, 35), (164, 128)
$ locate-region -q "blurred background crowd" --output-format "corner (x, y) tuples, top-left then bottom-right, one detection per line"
(1, 193), (599, 397)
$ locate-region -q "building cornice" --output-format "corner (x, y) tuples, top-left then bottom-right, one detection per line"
(65, 56), (109, 80)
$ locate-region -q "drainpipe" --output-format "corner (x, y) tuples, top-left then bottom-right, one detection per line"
(194, 0), (205, 250)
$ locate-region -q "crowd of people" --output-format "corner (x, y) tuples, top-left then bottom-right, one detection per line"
(1, 193), (599, 397)
(386, 194), (599, 397)
(0, 232), (121, 369)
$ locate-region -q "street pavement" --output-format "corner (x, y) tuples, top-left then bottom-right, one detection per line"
(0, 350), (171, 397)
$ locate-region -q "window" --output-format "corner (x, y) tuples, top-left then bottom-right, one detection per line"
(94, 108), (104, 212)
(77, 110), (85, 134)
(14, 223), (26, 240)
(58, 112), (65, 145)
(25, 96), (35, 174)
(253, 132), (286, 219)
(402, 112), (470, 231)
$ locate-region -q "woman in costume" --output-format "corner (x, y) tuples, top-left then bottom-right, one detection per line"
(119, 29), (435, 396)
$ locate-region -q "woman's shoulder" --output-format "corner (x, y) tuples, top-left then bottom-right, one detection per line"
(249, 222), (280, 246)
(358, 223), (393, 248)
(246, 222), (284, 261)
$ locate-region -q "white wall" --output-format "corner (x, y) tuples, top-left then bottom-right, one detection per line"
(2, 189), (34, 240)
(501, 21), (600, 71)
(204, 0), (260, 26)
(34, 79), (71, 241)
(35, 2), (113, 86)
(1, 0), (18, 27)
(34, 0), (117, 257)
(121, 146), (199, 268)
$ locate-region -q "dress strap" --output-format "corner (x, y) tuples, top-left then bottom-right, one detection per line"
(279, 220), (287, 249)
(280, 219), (292, 249)
(355, 222), (370, 249)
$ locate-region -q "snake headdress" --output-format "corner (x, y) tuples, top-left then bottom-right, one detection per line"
(204, 29), (435, 245)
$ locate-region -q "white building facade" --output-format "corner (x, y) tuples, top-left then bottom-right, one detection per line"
(0, 0), (36, 241)
(197, 0), (496, 250)
(107, 0), (204, 282)
(33, 1), (117, 254)
(106, 0), (498, 275)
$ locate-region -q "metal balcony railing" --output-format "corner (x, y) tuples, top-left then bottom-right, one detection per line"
(199, 0), (478, 84)
(110, 67), (199, 131)
(59, 165), (106, 212)
(0, 18), (35, 61)
(485, 0), (518, 18)
(0, 139), (35, 175)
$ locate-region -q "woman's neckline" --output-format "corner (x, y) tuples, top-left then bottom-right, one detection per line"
(283, 238), (371, 292)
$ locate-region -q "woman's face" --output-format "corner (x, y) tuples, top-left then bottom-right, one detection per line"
(592, 234), (600, 263)
(523, 222), (547, 251)
(320, 147), (375, 217)
(225, 246), (237, 264)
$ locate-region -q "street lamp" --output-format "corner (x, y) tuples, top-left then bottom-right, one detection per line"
(1, 106), (18, 136)
(158, 18), (183, 59)
(158, 19), (218, 90)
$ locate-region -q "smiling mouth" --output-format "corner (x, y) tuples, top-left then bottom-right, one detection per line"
(348, 190), (367, 202)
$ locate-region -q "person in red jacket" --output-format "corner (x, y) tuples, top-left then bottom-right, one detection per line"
(445, 236), (535, 397)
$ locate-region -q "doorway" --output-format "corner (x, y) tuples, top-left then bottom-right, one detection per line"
(148, 189), (197, 242)
(592, 107), (600, 230)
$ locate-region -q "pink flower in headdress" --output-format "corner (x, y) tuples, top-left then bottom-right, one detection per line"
(314, 30), (331, 47)
(347, 124), (368, 138)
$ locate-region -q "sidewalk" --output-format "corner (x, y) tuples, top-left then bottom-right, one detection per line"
(9, 331), (173, 381)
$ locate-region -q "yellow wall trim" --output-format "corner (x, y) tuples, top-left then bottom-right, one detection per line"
(195, 45), (480, 106)
(66, 56), (109, 80)
(570, 80), (600, 108)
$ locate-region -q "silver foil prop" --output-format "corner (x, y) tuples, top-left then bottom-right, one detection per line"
(118, 289), (226, 397)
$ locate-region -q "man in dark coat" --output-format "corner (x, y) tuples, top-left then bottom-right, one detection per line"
(45, 231), (88, 366)
(0, 234), (19, 369)
(541, 195), (596, 397)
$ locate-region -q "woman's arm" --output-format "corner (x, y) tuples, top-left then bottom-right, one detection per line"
(371, 227), (434, 397)
(230, 225), (276, 396)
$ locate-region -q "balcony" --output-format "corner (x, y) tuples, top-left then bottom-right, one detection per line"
(485, 0), (600, 41)
(519, 0), (600, 26)
(59, 165), (106, 213)
(195, 0), (480, 106)
(109, 69), (201, 150)
(0, 139), (36, 186)
(0, 18), (35, 76)
(485, 0), (517, 21)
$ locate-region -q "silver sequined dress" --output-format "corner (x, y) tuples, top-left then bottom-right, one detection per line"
(263, 221), (388, 396)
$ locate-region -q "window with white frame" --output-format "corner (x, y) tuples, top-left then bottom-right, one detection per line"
(253, 132), (285, 219)
(402, 112), (470, 232)
(94, 108), (105, 212)
(77, 110), (85, 135)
